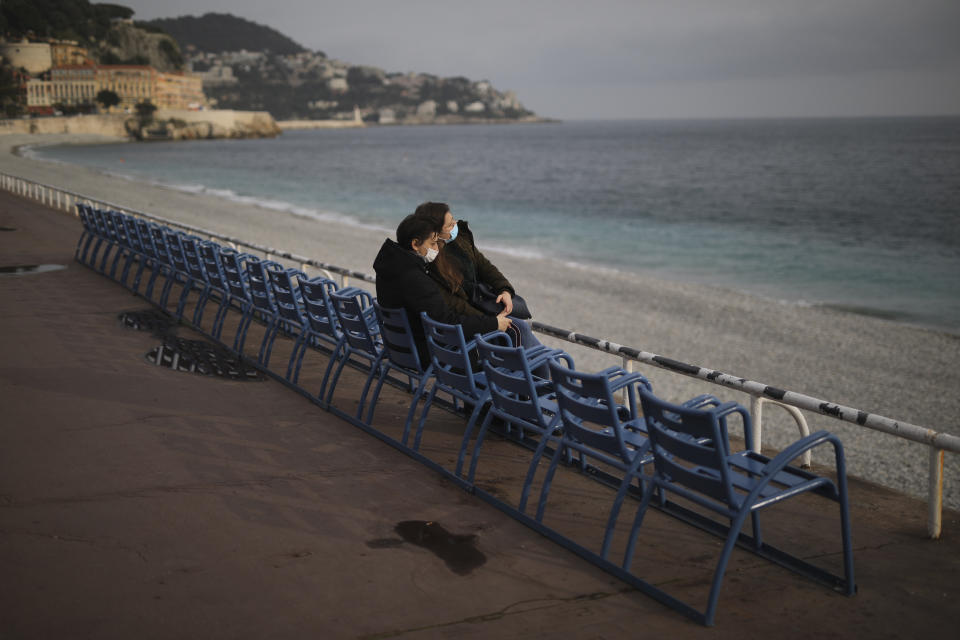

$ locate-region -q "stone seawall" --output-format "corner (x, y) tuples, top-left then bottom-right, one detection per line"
(0, 110), (281, 140)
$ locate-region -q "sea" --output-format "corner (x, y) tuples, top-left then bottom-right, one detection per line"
(30, 117), (960, 333)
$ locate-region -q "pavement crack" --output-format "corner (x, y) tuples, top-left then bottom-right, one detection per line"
(357, 589), (631, 639)
(0, 527), (148, 562)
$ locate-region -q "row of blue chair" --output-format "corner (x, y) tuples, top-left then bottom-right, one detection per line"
(74, 203), (854, 625)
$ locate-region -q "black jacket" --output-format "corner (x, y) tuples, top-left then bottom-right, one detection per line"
(372, 238), (498, 365)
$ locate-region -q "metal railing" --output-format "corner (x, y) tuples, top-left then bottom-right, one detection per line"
(3, 170), (957, 538)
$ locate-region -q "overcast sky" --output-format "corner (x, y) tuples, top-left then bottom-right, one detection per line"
(119, 0), (960, 119)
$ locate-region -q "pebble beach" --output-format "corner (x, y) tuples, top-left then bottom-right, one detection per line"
(3, 132), (958, 510)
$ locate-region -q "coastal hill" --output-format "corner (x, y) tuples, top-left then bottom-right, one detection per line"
(141, 12), (306, 57)
(0, 0), (184, 72)
(140, 12), (538, 124)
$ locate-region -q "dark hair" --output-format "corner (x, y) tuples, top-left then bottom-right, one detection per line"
(412, 201), (463, 291)
(413, 201), (450, 231)
(396, 214), (436, 251)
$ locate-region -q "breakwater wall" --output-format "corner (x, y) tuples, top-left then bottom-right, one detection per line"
(0, 110), (281, 140)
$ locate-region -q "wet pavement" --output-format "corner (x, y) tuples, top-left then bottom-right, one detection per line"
(1, 191), (959, 639)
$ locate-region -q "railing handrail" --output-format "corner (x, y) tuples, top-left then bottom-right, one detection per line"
(530, 321), (960, 454)
(2, 169), (953, 537)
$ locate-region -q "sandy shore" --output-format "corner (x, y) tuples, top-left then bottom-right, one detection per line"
(3, 132), (958, 509)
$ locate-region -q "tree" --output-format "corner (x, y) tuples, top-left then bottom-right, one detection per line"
(135, 100), (157, 126)
(96, 89), (120, 110)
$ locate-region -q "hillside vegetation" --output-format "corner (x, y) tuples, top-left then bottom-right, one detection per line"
(141, 13), (307, 56)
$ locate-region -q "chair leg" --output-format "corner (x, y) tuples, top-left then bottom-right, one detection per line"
(315, 341), (344, 407)
(397, 374), (431, 446)
(285, 332), (306, 382)
(621, 481), (658, 572)
(258, 318), (280, 367)
(459, 410), (493, 480)
(354, 355), (385, 421)
(600, 453), (647, 560)
(535, 441), (569, 523)
(703, 510), (752, 626)
(410, 386), (440, 450)
(323, 347), (352, 407)
(518, 430), (556, 514)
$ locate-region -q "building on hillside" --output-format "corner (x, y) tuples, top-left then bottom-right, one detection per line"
(50, 41), (93, 67)
(153, 70), (206, 110)
(25, 64), (207, 114)
(0, 40), (52, 75)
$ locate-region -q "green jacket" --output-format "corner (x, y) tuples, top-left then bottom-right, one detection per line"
(429, 220), (514, 318)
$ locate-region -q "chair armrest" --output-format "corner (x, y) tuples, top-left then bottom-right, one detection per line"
(606, 371), (652, 393)
(682, 394), (722, 409)
(760, 430), (844, 477)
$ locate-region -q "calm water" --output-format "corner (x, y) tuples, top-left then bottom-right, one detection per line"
(33, 118), (960, 332)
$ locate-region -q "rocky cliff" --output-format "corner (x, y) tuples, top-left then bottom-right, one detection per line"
(0, 110), (280, 140)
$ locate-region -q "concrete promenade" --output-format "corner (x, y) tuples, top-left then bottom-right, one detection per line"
(1, 191), (958, 639)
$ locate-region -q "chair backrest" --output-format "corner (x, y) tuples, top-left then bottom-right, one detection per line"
(217, 248), (251, 301)
(179, 235), (207, 281)
(420, 313), (484, 399)
(122, 216), (145, 253)
(91, 207), (111, 238)
(637, 387), (736, 506)
(109, 211), (130, 247)
(198, 241), (229, 290)
(266, 266), (305, 325)
(475, 332), (552, 428)
(330, 287), (380, 355)
(373, 301), (425, 374)
(299, 275), (340, 338)
(76, 203), (94, 232)
(149, 224), (172, 265)
(164, 229), (188, 273)
(547, 360), (646, 464)
(244, 257), (280, 314)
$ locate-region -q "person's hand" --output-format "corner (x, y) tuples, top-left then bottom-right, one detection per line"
(496, 290), (514, 316)
(496, 312), (513, 332)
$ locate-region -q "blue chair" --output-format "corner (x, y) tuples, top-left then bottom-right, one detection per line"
(625, 387), (855, 626)
(372, 302), (435, 443)
(265, 266), (311, 381)
(296, 275), (345, 398)
(95, 209), (123, 275)
(542, 360), (655, 560)
(414, 313), (496, 453)
(83, 206), (113, 270)
(177, 234), (212, 324)
(74, 203), (98, 265)
(217, 247), (257, 354)
(156, 227), (192, 314)
(326, 287), (384, 420)
(468, 332), (574, 493)
(105, 210), (133, 281)
(117, 214), (149, 292)
(197, 241), (240, 343)
(243, 257), (283, 366)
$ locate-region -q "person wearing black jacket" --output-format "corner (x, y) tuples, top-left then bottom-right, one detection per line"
(372, 214), (511, 365)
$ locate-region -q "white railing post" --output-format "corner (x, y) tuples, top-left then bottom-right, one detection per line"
(749, 395), (764, 453)
(929, 448), (944, 539)
(621, 357), (634, 404)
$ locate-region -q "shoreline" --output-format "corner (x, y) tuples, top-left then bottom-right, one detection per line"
(2, 132), (958, 508)
(16, 132), (958, 339)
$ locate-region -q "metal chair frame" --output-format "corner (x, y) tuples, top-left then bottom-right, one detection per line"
(625, 387), (856, 626)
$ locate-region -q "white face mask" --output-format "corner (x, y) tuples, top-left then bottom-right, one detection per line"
(423, 247), (439, 263)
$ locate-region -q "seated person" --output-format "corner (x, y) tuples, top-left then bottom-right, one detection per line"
(414, 201), (539, 349)
(373, 214), (511, 366)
